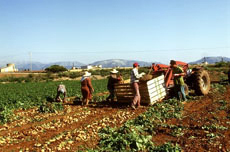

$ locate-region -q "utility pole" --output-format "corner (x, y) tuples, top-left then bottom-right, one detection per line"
(204, 57), (206, 62)
(29, 52), (32, 72)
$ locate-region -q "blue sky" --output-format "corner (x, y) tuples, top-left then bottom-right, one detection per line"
(0, 0), (229, 64)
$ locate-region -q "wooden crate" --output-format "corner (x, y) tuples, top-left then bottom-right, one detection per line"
(114, 75), (166, 105)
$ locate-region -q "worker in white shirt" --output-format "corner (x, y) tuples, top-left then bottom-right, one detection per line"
(130, 62), (145, 110)
(55, 83), (67, 103)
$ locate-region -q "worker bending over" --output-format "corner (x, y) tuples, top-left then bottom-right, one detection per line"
(56, 83), (67, 103)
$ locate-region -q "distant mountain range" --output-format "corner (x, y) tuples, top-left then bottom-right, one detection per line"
(91, 59), (154, 68)
(0, 61), (85, 71)
(189, 56), (230, 64)
(0, 57), (229, 71)
(0, 59), (154, 71)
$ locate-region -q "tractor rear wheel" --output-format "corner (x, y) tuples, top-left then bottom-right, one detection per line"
(193, 69), (210, 95)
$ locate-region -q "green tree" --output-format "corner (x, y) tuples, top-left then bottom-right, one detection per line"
(45, 65), (68, 73)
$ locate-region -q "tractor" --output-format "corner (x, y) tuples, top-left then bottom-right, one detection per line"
(150, 61), (211, 96)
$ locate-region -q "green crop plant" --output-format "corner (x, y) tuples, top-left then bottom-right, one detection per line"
(211, 84), (226, 93)
(0, 79), (107, 123)
(98, 125), (154, 152)
(92, 98), (183, 151)
(153, 142), (181, 152)
(217, 100), (227, 110)
(38, 102), (64, 113)
(0, 108), (14, 124)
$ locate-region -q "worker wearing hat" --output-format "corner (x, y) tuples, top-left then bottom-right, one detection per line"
(55, 82), (67, 103)
(170, 60), (187, 101)
(106, 69), (122, 102)
(130, 62), (145, 109)
(81, 71), (94, 105)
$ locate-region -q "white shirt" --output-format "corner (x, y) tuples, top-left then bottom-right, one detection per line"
(130, 68), (143, 83)
(57, 84), (66, 93)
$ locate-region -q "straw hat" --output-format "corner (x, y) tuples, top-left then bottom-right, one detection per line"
(110, 69), (119, 74)
(83, 71), (91, 77)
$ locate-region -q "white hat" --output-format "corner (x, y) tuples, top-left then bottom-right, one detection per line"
(110, 69), (118, 74)
(83, 71), (91, 77)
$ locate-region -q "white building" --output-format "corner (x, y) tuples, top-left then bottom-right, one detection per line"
(81, 65), (93, 70)
(0, 63), (18, 72)
(81, 65), (102, 70)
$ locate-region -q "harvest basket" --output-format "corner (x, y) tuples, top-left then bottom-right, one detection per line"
(114, 75), (166, 105)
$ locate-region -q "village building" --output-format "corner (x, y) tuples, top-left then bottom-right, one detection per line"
(81, 65), (102, 70)
(0, 63), (18, 72)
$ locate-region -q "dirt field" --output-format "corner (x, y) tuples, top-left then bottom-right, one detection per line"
(153, 86), (230, 151)
(0, 85), (229, 151)
(0, 70), (229, 151)
(0, 102), (148, 151)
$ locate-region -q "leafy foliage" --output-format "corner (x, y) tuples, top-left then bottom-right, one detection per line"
(211, 84), (226, 93)
(153, 142), (181, 152)
(0, 108), (14, 124)
(0, 79), (107, 114)
(214, 61), (230, 67)
(39, 102), (64, 113)
(45, 65), (68, 73)
(94, 98), (183, 151)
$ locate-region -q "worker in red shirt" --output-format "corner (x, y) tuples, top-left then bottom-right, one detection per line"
(81, 71), (94, 106)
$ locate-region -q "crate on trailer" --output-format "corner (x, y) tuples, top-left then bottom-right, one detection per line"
(114, 83), (134, 103)
(114, 75), (166, 105)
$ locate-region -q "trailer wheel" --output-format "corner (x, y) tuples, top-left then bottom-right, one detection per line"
(193, 69), (210, 95)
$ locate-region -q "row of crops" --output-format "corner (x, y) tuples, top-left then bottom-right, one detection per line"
(0, 80), (107, 122)
(86, 98), (183, 151)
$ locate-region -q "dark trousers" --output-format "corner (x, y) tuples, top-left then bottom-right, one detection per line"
(107, 88), (115, 101)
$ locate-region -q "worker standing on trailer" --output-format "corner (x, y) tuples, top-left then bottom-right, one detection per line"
(81, 71), (94, 106)
(170, 60), (187, 101)
(106, 69), (122, 102)
(130, 62), (145, 110)
(55, 82), (67, 103)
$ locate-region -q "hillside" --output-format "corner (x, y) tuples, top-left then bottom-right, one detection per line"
(9, 61), (85, 71)
(91, 59), (153, 68)
(189, 56), (230, 64)
(1, 57), (230, 71)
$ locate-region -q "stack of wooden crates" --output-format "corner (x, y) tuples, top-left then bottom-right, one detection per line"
(114, 75), (166, 105)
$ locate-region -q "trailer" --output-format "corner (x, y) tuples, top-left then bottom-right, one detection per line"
(114, 75), (167, 105)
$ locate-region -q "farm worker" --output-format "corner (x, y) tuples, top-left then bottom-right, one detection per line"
(130, 62), (145, 110)
(55, 83), (67, 103)
(81, 71), (94, 105)
(106, 69), (122, 102)
(170, 60), (187, 101)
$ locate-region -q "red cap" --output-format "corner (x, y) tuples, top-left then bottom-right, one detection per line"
(133, 62), (139, 67)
